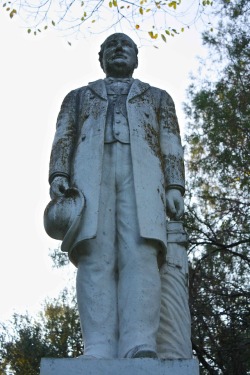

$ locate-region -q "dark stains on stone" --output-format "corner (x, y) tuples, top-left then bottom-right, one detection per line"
(164, 154), (185, 186)
(144, 123), (165, 175)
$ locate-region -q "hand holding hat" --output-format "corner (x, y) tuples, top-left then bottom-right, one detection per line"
(50, 175), (70, 199)
(44, 186), (85, 241)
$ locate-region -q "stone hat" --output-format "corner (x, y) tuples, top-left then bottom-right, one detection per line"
(44, 188), (85, 241)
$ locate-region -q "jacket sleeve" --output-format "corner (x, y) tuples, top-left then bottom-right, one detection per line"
(159, 90), (185, 194)
(49, 89), (79, 184)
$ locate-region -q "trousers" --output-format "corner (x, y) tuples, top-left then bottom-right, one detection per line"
(76, 142), (161, 358)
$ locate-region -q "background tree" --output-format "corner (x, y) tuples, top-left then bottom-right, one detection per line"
(0, 289), (82, 375)
(184, 0), (250, 373)
(1, 0), (221, 43)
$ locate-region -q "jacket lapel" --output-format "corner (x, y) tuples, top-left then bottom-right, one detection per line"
(128, 79), (150, 101)
(88, 79), (108, 100)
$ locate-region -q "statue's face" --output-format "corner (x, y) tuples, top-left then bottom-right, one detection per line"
(101, 34), (138, 78)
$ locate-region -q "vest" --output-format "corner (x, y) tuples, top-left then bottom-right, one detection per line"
(104, 78), (133, 144)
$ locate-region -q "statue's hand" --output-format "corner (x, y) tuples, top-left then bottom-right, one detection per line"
(50, 176), (70, 199)
(166, 189), (184, 220)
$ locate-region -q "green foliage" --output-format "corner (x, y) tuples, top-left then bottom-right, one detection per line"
(1, 0), (218, 43)
(184, 0), (250, 373)
(49, 246), (70, 268)
(0, 315), (48, 375)
(0, 289), (82, 375)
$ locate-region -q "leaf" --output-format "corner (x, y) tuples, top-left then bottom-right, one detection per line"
(113, 0), (117, 6)
(139, 7), (143, 15)
(168, 1), (177, 9)
(67, 41), (72, 46)
(135, 24), (140, 29)
(161, 34), (166, 42)
(165, 29), (170, 35)
(9, 9), (16, 18)
(27, 29), (31, 33)
(52, 20), (55, 26)
(181, 27), (185, 32)
(109, 1), (112, 7)
(149, 31), (158, 39)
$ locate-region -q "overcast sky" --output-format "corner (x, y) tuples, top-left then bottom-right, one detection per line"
(0, 10), (207, 321)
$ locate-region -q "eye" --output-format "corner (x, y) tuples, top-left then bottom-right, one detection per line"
(106, 41), (116, 48)
(123, 40), (132, 47)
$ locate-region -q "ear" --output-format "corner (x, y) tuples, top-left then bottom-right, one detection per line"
(100, 59), (105, 72)
(134, 58), (138, 70)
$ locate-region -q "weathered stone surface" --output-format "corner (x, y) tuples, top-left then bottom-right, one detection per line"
(40, 358), (200, 375)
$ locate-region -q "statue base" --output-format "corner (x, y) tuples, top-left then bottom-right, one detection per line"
(40, 358), (199, 375)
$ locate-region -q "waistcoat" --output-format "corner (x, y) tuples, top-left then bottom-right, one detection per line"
(104, 78), (133, 144)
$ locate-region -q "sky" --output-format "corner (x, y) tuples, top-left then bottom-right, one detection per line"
(0, 9), (207, 322)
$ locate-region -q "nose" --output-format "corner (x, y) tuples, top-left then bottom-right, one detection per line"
(115, 42), (124, 51)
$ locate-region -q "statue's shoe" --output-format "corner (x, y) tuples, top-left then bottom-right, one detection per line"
(125, 345), (158, 359)
(132, 350), (158, 359)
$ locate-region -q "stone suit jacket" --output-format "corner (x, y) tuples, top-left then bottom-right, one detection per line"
(49, 79), (185, 259)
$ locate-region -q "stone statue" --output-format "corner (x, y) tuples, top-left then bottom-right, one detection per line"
(44, 33), (188, 360)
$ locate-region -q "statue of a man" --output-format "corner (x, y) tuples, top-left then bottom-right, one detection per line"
(47, 33), (185, 359)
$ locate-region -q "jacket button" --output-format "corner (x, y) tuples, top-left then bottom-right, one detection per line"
(82, 135), (86, 141)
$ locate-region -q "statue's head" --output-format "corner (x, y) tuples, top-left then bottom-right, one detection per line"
(99, 33), (138, 78)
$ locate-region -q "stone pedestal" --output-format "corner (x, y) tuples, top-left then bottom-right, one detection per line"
(40, 358), (199, 375)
